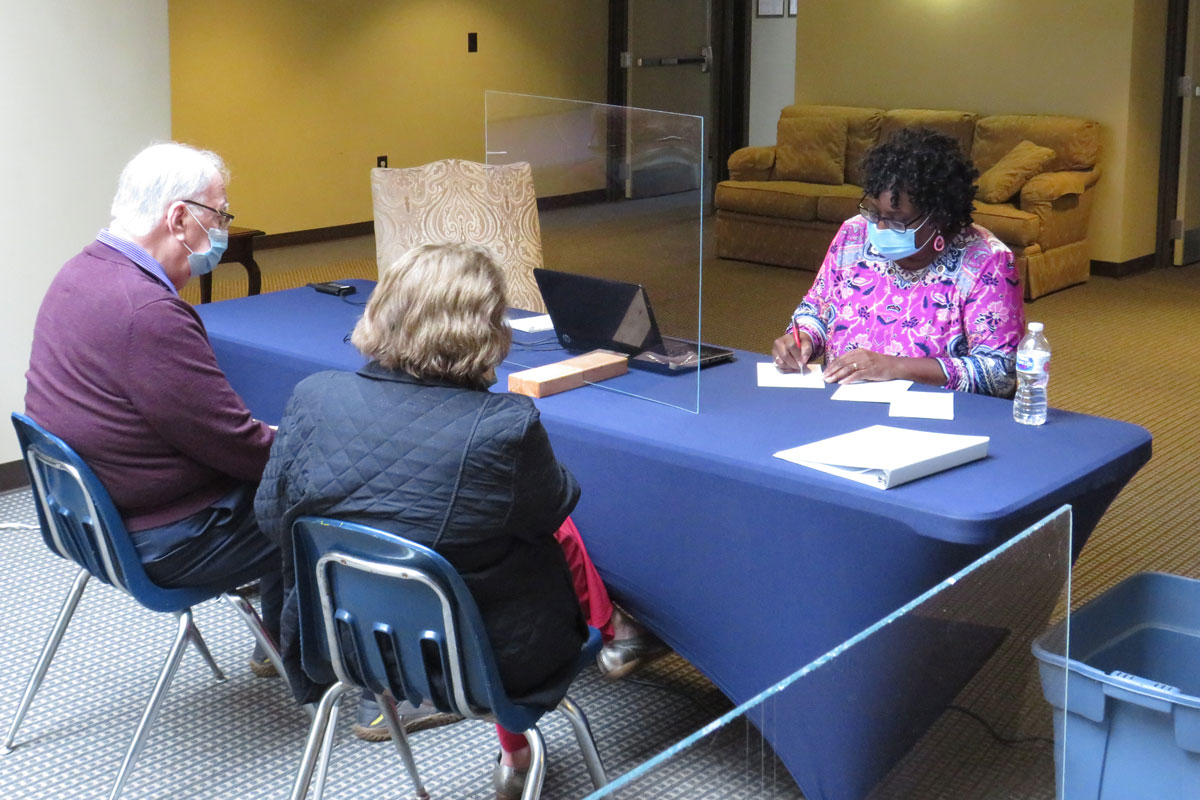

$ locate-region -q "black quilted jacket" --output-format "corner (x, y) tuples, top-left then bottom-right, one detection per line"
(254, 361), (587, 706)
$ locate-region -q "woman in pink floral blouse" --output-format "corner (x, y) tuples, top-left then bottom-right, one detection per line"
(772, 128), (1024, 397)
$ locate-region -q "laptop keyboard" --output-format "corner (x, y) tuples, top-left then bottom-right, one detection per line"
(661, 337), (694, 358)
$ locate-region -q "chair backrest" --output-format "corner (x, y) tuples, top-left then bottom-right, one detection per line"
(291, 517), (562, 734)
(11, 413), (215, 613)
(370, 159), (547, 313)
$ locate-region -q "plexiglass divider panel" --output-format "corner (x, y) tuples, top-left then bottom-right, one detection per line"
(485, 91), (704, 413)
(581, 507), (1074, 800)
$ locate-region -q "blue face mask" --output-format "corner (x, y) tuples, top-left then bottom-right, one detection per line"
(866, 214), (930, 261)
(183, 206), (229, 277)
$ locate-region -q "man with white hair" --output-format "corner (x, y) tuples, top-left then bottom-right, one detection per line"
(24, 142), (281, 673)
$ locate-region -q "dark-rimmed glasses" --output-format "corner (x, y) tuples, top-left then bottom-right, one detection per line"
(183, 199), (235, 231)
(857, 198), (925, 233)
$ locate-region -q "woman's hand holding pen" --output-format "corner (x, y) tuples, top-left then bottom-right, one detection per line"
(772, 329), (813, 372)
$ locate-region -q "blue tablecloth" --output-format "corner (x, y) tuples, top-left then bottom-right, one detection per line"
(198, 281), (1150, 799)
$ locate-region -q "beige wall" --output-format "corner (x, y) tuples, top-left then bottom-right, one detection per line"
(2, 0), (171, 463)
(170, 1), (609, 235)
(793, 0), (1167, 264)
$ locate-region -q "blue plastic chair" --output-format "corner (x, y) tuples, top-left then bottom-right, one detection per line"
(4, 413), (287, 800)
(288, 516), (609, 800)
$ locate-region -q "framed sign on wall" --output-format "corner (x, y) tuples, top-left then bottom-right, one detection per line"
(757, 0), (784, 18)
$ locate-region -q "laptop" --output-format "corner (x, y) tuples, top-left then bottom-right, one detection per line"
(532, 268), (735, 371)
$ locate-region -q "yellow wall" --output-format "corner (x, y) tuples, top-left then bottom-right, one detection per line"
(170, 1), (608, 234)
(793, 0), (1166, 264)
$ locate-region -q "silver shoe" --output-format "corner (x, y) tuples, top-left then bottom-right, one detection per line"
(597, 633), (669, 680)
(493, 754), (529, 800)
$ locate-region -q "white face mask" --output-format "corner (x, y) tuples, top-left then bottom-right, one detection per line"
(866, 214), (930, 261)
(182, 206), (229, 277)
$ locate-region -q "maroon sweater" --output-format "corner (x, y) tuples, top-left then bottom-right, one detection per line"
(25, 241), (273, 531)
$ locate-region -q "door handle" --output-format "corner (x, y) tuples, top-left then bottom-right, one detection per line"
(634, 46), (712, 73)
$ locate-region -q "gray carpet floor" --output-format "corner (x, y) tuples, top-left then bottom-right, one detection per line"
(0, 488), (796, 800)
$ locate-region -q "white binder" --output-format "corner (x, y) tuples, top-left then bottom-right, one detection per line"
(774, 425), (990, 489)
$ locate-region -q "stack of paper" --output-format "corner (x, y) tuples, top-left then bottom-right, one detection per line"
(756, 361), (955, 420)
(773, 425), (989, 489)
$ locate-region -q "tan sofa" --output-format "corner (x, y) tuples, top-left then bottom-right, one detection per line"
(715, 105), (1103, 299)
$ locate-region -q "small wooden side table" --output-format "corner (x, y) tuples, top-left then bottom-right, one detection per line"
(200, 225), (265, 303)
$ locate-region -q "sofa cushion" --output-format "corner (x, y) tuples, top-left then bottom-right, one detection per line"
(972, 115), (1101, 172)
(775, 117), (847, 184)
(976, 140), (1057, 203)
(781, 105), (883, 186)
(972, 200), (1040, 247)
(881, 109), (977, 156)
(714, 181), (818, 221)
(815, 183), (866, 223)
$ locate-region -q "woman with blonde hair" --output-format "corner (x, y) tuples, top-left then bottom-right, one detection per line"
(256, 242), (651, 798)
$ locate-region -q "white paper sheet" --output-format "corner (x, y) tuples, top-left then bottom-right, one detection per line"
(756, 361), (825, 388)
(889, 391), (955, 420)
(508, 314), (554, 333)
(830, 380), (913, 403)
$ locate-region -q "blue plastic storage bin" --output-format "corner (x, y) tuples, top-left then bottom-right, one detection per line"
(1032, 572), (1200, 800)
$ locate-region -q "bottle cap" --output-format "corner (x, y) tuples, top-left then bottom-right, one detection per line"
(1028, 322), (1043, 332)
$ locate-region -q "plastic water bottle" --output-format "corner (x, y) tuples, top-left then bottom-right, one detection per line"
(1014, 322), (1050, 425)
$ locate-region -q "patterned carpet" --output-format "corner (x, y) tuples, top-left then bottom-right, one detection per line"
(0, 489), (759, 800)
(1023, 266), (1200, 605)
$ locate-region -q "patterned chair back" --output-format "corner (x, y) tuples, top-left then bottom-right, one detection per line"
(371, 159), (546, 313)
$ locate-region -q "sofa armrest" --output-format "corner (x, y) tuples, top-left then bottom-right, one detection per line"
(728, 146), (776, 181)
(1020, 166), (1102, 204)
(1019, 166), (1102, 251)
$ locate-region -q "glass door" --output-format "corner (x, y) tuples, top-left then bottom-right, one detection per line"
(624, 0), (712, 199)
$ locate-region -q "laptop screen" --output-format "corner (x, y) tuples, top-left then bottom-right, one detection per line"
(533, 268), (666, 356)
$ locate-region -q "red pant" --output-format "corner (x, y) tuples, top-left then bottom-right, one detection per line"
(497, 516), (613, 753)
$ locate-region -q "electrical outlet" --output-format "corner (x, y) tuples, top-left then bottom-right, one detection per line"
(377, 155), (388, 168)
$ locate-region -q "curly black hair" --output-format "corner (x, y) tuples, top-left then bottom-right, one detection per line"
(860, 127), (978, 240)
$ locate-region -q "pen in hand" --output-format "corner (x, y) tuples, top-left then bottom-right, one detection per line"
(791, 326), (808, 374)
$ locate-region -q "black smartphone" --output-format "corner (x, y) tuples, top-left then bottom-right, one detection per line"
(308, 281), (356, 297)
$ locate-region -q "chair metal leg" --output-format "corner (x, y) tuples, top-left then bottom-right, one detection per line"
(0, 567), (90, 755)
(310, 699), (340, 800)
(289, 682), (353, 800)
(519, 726), (547, 800)
(106, 610), (194, 800)
(220, 592), (287, 686)
(557, 695), (608, 789)
(185, 616), (225, 683)
(377, 693), (430, 800)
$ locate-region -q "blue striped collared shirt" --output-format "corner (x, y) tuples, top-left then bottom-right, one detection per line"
(95, 229), (178, 296)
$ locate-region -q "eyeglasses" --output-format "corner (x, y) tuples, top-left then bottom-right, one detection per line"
(183, 199), (235, 231)
(857, 199), (925, 233)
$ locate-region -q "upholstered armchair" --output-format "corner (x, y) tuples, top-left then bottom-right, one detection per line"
(371, 159), (547, 312)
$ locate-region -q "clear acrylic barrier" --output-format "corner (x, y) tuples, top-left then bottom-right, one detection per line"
(485, 91), (705, 414)
(582, 507), (1074, 800)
